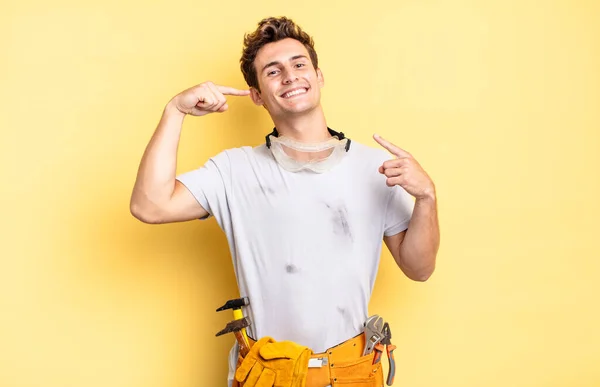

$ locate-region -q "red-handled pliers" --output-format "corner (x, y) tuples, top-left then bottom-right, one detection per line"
(372, 322), (396, 386)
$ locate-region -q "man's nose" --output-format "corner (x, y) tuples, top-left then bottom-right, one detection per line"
(281, 68), (298, 84)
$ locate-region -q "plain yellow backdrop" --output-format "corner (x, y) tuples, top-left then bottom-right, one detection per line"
(1, 0), (599, 386)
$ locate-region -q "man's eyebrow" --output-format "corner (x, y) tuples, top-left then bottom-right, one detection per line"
(261, 55), (309, 73)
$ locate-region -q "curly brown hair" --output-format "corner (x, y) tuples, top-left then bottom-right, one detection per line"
(240, 17), (319, 91)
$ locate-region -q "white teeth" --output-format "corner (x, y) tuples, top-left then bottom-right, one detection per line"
(283, 88), (307, 98)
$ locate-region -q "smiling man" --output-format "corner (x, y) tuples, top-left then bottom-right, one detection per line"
(130, 16), (439, 387)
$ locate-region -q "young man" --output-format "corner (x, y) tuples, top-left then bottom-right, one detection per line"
(130, 16), (439, 387)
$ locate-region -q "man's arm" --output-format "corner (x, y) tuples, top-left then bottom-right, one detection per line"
(129, 82), (250, 224)
(130, 101), (207, 224)
(374, 134), (440, 281)
(384, 196), (439, 281)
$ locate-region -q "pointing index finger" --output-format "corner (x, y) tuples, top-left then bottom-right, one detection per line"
(373, 134), (412, 158)
(216, 85), (251, 96)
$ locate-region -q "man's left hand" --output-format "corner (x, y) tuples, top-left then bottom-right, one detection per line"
(374, 134), (436, 200)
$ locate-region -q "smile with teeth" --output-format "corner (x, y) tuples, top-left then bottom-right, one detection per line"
(281, 88), (308, 98)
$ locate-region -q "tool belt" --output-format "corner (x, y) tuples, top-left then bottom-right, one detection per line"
(232, 333), (384, 387)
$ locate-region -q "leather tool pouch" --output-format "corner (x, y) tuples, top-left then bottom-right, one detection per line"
(233, 334), (384, 387)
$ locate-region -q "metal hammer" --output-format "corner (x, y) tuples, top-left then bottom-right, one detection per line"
(216, 297), (250, 344)
(216, 317), (252, 357)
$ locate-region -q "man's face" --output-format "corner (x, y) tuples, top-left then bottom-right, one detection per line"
(250, 38), (324, 118)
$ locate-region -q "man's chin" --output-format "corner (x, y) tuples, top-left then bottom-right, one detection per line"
(264, 101), (321, 119)
(282, 102), (319, 114)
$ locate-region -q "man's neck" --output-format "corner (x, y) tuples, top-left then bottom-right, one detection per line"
(271, 107), (330, 142)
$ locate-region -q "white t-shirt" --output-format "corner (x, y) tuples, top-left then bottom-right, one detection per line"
(176, 140), (414, 383)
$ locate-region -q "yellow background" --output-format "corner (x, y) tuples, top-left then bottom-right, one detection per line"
(2, 0), (599, 386)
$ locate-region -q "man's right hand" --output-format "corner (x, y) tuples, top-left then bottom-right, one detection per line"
(170, 82), (251, 116)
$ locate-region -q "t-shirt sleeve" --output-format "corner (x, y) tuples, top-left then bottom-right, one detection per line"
(175, 151), (231, 221)
(383, 185), (415, 237)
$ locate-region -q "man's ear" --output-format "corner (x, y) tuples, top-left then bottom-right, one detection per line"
(250, 87), (264, 106)
(317, 68), (325, 87)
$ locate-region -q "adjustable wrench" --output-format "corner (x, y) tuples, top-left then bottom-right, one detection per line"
(362, 315), (385, 356)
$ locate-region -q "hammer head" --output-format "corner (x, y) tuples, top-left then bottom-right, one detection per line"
(216, 297), (250, 312)
(215, 317), (251, 337)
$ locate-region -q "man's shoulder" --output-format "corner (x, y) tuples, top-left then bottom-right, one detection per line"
(209, 143), (272, 167)
(347, 140), (392, 163)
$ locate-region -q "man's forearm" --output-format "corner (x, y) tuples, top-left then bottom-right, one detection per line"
(398, 196), (440, 281)
(130, 101), (186, 216)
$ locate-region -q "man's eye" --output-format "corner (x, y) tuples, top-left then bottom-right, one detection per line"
(268, 70), (279, 76)
(295, 63), (305, 68)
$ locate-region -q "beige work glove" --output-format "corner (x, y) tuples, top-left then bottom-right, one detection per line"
(235, 337), (313, 387)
